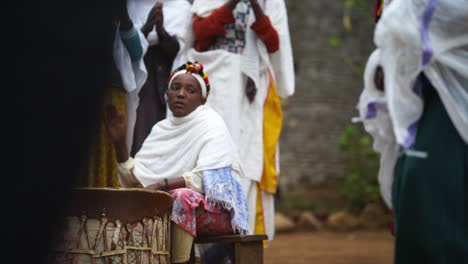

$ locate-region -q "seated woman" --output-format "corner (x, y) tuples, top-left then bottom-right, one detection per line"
(105, 61), (250, 264)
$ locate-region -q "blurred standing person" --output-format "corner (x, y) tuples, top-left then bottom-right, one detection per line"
(128, 0), (193, 156)
(83, 0), (148, 187)
(181, 0), (295, 244)
(357, 0), (468, 263)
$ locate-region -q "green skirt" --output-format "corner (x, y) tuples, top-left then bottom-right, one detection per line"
(392, 77), (468, 264)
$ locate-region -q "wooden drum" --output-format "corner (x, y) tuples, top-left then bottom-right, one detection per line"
(49, 188), (173, 264)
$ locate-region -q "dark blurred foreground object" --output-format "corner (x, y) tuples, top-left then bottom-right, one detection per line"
(12, 1), (118, 263)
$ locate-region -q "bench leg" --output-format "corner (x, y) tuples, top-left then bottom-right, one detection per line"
(234, 241), (263, 264)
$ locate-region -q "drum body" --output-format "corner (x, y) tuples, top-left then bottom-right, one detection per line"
(50, 188), (173, 264)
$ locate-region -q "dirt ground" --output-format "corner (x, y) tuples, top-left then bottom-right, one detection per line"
(264, 230), (394, 264)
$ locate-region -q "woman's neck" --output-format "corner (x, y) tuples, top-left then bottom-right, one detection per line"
(170, 105), (206, 124)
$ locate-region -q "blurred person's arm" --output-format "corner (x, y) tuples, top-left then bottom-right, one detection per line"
(118, 1), (143, 61)
(249, 0), (279, 53)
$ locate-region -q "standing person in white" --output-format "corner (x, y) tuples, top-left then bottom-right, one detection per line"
(177, 0), (295, 241)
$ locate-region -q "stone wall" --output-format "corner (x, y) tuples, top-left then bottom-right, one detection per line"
(279, 1), (376, 190)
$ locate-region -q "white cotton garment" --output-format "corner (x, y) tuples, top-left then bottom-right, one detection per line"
(113, 23), (149, 151)
(356, 49), (399, 208)
(358, 0), (468, 208)
(132, 105), (243, 187)
(183, 0), (295, 183)
(374, 0), (468, 147)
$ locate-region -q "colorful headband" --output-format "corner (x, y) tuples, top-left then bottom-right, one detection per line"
(168, 61), (210, 98)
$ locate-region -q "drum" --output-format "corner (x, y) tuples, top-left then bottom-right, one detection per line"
(49, 188), (173, 264)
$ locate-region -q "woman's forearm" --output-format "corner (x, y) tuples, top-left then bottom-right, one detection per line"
(158, 33), (180, 59)
(167, 177), (186, 190)
(193, 4), (236, 51)
(115, 141), (130, 163)
(145, 177), (186, 191)
(250, 1), (266, 20)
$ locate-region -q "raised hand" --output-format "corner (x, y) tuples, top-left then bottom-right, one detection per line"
(154, 2), (164, 30)
(142, 2), (165, 38)
(104, 104), (127, 145)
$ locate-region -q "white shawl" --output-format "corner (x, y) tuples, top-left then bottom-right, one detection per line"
(374, 0), (468, 147)
(133, 105), (243, 187)
(355, 49), (399, 208)
(357, 0), (468, 208)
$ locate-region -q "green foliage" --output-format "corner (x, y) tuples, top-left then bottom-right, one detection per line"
(343, 0), (368, 17)
(328, 37), (342, 48)
(339, 123), (381, 212)
(344, 0), (366, 9)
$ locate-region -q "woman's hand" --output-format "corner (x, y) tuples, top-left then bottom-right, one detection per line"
(154, 2), (164, 30)
(227, 0), (242, 10)
(105, 104), (129, 163)
(104, 104), (127, 145)
(249, 0), (265, 20)
(374, 66), (385, 92)
(145, 180), (167, 191)
(142, 2), (165, 38)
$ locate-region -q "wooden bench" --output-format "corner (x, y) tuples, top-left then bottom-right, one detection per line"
(195, 234), (268, 264)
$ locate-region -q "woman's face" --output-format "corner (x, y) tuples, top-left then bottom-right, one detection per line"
(167, 74), (206, 117)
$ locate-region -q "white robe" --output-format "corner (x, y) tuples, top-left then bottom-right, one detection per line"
(356, 0), (468, 209)
(177, 0), (295, 240)
(374, 0), (468, 148)
(113, 14), (149, 151)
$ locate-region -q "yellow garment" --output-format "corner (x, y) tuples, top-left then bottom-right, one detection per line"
(259, 74), (283, 194)
(255, 74), (283, 245)
(254, 184), (267, 247)
(85, 87), (127, 187)
(377, 0), (384, 17)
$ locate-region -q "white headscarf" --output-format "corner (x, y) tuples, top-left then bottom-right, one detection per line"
(168, 70), (208, 98)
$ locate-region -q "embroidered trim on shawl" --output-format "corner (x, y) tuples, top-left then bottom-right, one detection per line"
(202, 167), (250, 235)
